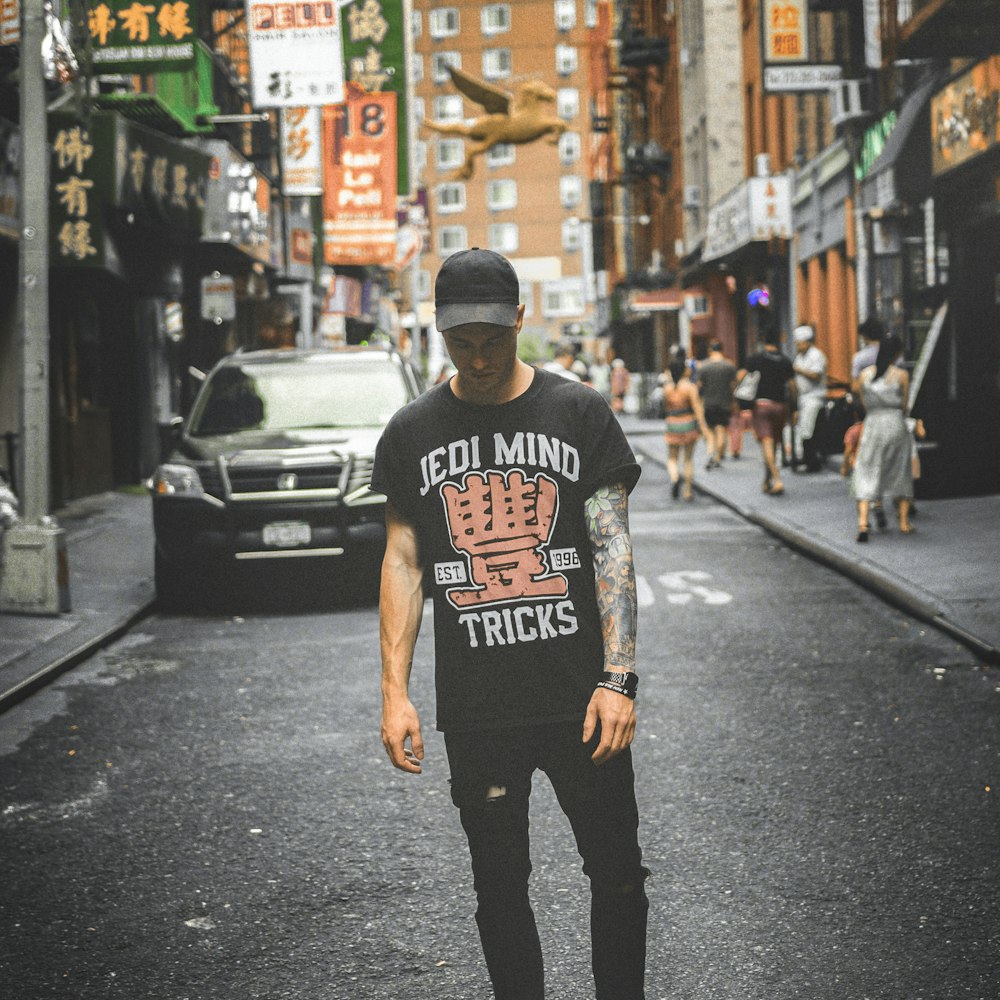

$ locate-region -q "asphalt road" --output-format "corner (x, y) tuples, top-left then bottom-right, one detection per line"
(1, 456), (998, 1000)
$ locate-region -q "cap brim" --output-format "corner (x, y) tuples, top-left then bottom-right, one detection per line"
(436, 302), (519, 331)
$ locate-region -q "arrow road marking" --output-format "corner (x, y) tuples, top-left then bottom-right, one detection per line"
(658, 570), (733, 606)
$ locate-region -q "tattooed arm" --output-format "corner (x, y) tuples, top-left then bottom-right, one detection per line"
(582, 481), (638, 765)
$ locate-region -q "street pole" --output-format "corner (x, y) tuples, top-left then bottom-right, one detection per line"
(0, 0), (70, 615)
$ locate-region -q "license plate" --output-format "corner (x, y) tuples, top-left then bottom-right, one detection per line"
(262, 521), (311, 547)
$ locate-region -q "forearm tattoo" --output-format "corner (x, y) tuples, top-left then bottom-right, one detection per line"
(584, 483), (637, 671)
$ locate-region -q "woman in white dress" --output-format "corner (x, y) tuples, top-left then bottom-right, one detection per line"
(853, 334), (913, 542)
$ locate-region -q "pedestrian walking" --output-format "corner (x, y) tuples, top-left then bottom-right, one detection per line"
(663, 358), (710, 501)
(697, 340), (738, 469)
(851, 316), (884, 386)
(372, 248), (649, 1000)
(791, 324), (828, 472)
(852, 334), (914, 542)
(610, 358), (631, 414)
(736, 329), (798, 495)
(543, 341), (582, 381)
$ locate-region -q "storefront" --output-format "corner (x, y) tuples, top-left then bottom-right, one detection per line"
(918, 56), (1000, 496)
(696, 173), (794, 363)
(47, 110), (212, 502)
(793, 140), (856, 385)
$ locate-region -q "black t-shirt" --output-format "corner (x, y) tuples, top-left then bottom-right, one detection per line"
(372, 368), (641, 733)
(743, 350), (794, 403)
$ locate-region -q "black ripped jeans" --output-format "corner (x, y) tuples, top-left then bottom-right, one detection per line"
(444, 722), (649, 1000)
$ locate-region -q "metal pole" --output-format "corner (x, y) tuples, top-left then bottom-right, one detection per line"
(1, 0), (70, 615)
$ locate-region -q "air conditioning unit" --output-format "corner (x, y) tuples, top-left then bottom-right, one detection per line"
(683, 185), (702, 209)
(679, 46), (691, 68)
(829, 79), (871, 126)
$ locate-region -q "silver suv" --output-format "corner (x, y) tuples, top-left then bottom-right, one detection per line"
(148, 346), (423, 610)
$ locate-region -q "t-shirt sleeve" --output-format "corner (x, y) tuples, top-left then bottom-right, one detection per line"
(581, 393), (641, 497)
(371, 415), (417, 521)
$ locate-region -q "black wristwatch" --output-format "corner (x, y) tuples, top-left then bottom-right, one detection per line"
(597, 670), (638, 700)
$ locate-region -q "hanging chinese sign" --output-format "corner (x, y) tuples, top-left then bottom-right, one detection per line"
(86, 0), (197, 71)
(281, 107), (323, 195)
(339, 0), (409, 194)
(762, 0), (809, 64)
(49, 112), (210, 269)
(931, 56), (1000, 176)
(246, 0), (346, 108)
(322, 89), (398, 266)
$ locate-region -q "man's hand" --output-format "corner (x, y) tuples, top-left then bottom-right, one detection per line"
(583, 685), (636, 765)
(381, 696), (425, 774)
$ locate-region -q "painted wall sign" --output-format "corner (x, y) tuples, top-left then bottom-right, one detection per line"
(931, 56), (1000, 176)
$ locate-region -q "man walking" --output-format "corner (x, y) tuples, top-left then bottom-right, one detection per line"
(373, 248), (648, 1000)
(792, 324), (828, 472)
(697, 340), (737, 469)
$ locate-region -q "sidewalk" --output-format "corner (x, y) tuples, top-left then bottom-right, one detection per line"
(621, 415), (1000, 665)
(0, 489), (155, 711)
(1, 427), (998, 712)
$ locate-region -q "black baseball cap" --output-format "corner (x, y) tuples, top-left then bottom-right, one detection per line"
(435, 248), (520, 331)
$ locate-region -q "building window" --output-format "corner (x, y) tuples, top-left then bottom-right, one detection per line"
(482, 48), (512, 80)
(685, 293), (710, 316)
(554, 0), (577, 31)
(489, 222), (519, 254)
(436, 182), (466, 214)
(561, 218), (582, 252)
(584, 0), (598, 28)
(432, 95), (464, 122)
(413, 140), (427, 173)
(412, 97), (426, 123)
(487, 179), (518, 211)
(486, 143), (516, 167)
(411, 54), (424, 84)
(555, 44), (578, 76)
(519, 280), (534, 317)
(482, 3), (511, 35)
(418, 269), (432, 300)
(557, 88), (579, 120)
(558, 131), (581, 165)
(411, 9), (422, 38)
(542, 278), (585, 317)
(432, 51), (461, 83)
(436, 139), (465, 171)
(560, 175), (583, 208)
(438, 225), (468, 256)
(429, 7), (460, 38)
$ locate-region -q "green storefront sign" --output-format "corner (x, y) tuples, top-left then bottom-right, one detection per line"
(50, 111), (210, 269)
(340, 0), (409, 195)
(856, 110), (898, 181)
(85, 0), (198, 71)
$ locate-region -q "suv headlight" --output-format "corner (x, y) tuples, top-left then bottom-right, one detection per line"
(148, 463), (205, 498)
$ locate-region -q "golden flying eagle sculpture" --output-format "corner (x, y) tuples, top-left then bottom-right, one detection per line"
(422, 67), (568, 180)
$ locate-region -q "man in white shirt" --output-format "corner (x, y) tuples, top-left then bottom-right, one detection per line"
(792, 324), (827, 472)
(542, 342), (582, 381)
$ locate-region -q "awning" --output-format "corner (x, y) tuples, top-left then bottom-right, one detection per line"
(628, 288), (683, 313)
(859, 73), (941, 212)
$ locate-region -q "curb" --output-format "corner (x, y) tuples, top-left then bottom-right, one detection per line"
(0, 596), (157, 714)
(632, 439), (1000, 666)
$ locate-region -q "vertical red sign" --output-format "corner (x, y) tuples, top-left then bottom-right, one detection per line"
(322, 89), (397, 266)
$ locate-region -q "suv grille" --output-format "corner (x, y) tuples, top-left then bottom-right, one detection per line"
(228, 464), (345, 495)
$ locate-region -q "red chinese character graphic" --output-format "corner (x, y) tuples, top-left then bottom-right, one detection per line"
(441, 470), (568, 608)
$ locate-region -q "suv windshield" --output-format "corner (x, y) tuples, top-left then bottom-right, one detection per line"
(189, 358), (410, 436)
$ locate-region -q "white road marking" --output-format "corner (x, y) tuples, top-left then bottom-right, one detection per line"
(635, 575), (656, 608)
(658, 570), (733, 606)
